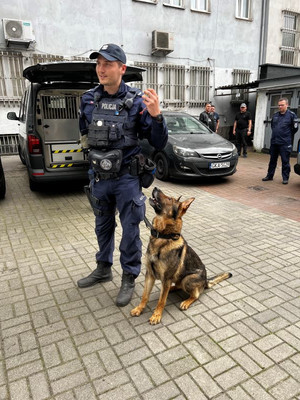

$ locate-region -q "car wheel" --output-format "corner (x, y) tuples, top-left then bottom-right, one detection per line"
(18, 144), (26, 165)
(0, 159), (6, 199)
(154, 153), (169, 181)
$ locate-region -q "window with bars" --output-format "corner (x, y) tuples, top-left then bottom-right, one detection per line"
(132, 61), (158, 92)
(231, 69), (251, 103)
(191, 0), (210, 12)
(0, 51), (25, 102)
(163, 64), (185, 107)
(236, 0), (251, 20)
(280, 11), (300, 66)
(189, 66), (210, 107)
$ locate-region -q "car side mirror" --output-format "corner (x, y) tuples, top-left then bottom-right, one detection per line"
(7, 111), (19, 121)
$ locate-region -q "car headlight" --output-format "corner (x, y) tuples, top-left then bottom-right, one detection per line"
(232, 146), (238, 156)
(173, 145), (199, 158)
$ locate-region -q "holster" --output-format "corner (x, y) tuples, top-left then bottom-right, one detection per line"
(129, 154), (156, 188)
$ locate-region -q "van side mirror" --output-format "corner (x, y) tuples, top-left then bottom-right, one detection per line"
(7, 112), (19, 121)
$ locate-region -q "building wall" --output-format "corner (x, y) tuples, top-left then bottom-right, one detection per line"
(0, 0), (263, 136)
(264, 0), (300, 65)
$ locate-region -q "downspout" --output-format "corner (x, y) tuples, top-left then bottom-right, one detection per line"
(259, 0), (270, 69)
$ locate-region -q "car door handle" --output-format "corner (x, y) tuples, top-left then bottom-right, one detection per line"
(43, 124), (50, 128)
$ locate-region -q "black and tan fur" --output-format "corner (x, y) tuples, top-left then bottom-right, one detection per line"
(131, 187), (232, 325)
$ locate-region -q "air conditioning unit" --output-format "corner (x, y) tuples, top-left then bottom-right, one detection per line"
(152, 31), (174, 56)
(2, 18), (35, 47)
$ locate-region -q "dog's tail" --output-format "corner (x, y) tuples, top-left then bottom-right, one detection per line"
(206, 272), (232, 289)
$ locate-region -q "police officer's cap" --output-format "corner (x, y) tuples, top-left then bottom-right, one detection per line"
(89, 44), (126, 64)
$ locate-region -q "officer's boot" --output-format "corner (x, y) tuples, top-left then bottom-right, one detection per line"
(116, 272), (135, 307)
(77, 262), (112, 288)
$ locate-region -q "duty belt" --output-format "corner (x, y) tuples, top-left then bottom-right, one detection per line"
(94, 166), (130, 181)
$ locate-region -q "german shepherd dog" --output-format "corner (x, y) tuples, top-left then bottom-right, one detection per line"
(131, 187), (232, 325)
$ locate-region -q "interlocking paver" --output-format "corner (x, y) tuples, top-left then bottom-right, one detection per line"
(1, 153), (300, 399)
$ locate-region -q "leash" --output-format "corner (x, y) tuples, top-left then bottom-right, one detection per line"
(143, 215), (181, 241)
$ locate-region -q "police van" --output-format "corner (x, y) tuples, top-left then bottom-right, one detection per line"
(294, 139), (300, 176)
(7, 62), (144, 191)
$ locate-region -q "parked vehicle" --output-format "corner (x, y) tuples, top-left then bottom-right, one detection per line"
(0, 156), (6, 199)
(294, 139), (300, 176)
(7, 62), (144, 191)
(140, 111), (239, 180)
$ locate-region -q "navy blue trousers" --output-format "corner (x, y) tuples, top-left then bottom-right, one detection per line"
(267, 143), (292, 181)
(91, 174), (146, 277)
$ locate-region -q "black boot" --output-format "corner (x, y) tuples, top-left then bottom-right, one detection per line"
(77, 262), (112, 288)
(116, 272), (135, 307)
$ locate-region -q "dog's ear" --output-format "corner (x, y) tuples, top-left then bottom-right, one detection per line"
(179, 197), (195, 216)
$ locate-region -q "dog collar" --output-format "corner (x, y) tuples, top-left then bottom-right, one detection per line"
(144, 215), (181, 240)
(150, 228), (181, 241)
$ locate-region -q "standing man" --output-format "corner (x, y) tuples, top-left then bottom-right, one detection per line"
(199, 102), (215, 131)
(211, 105), (220, 133)
(233, 103), (252, 157)
(262, 97), (298, 184)
(77, 43), (168, 306)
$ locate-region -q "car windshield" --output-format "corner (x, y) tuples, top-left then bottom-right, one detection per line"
(164, 114), (211, 134)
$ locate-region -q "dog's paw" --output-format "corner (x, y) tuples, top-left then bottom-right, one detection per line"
(180, 299), (193, 310)
(149, 312), (162, 325)
(130, 306), (143, 317)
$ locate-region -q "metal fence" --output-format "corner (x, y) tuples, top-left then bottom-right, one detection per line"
(0, 134), (19, 155)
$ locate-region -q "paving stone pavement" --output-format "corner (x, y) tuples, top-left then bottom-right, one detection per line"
(1, 155), (300, 400)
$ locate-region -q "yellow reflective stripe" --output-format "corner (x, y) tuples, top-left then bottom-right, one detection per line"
(51, 149), (82, 153)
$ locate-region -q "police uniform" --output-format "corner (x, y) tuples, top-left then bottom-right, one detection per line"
(77, 44), (168, 307)
(264, 109), (298, 183)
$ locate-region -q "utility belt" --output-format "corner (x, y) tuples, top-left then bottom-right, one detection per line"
(89, 149), (156, 187)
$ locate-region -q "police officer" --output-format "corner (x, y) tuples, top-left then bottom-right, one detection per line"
(77, 44), (168, 306)
(262, 97), (298, 184)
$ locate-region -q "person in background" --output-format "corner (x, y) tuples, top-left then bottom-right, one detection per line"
(233, 103), (252, 158)
(262, 97), (298, 184)
(211, 105), (220, 133)
(199, 102), (215, 131)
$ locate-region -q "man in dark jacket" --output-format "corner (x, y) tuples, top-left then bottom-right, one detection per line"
(233, 103), (252, 157)
(199, 102), (215, 131)
(77, 44), (168, 306)
(262, 97), (298, 184)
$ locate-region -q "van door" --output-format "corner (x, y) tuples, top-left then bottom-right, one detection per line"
(36, 90), (87, 170)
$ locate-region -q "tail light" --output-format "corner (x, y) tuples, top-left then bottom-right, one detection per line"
(28, 135), (42, 154)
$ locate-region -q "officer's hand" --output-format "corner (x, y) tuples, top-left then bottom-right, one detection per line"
(142, 89), (161, 118)
(79, 134), (89, 149)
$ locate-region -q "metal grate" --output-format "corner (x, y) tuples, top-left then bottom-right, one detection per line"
(163, 64), (185, 108)
(132, 61), (158, 92)
(0, 134), (19, 155)
(40, 95), (78, 120)
(280, 11), (300, 66)
(189, 66), (210, 107)
(0, 51), (25, 104)
(231, 69), (251, 103)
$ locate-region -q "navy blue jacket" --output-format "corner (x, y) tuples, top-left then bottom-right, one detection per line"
(79, 81), (168, 164)
(271, 109), (298, 146)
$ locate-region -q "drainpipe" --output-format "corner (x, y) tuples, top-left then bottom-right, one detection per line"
(259, 0), (270, 70)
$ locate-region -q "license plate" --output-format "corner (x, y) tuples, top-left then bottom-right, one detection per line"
(209, 162), (230, 169)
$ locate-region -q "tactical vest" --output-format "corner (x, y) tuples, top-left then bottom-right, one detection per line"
(88, 88), (141, 150)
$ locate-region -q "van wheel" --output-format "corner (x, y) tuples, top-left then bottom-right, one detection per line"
(18, 145), (26, 165)
(29, 178), (40, 192)
(154, 153), (169, 181)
